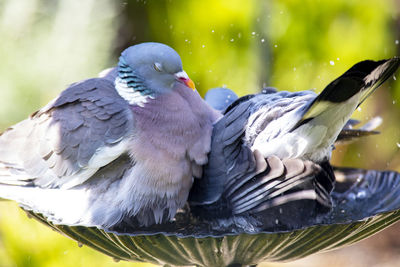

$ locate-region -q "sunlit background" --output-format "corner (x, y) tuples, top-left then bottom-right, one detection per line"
(0, 0), (400, 266)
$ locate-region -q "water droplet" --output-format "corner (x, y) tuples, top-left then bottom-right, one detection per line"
(252, 31), (256, 35)
(293, 67), (296, 71)
(202, 44), (205, 48)
(396, 142), (400, 148)
(337, 57), (340, 61)
(393, 75), (397, 80)
(77, 242), (83, 248)
(357, 107), (362, 112)
(261, 38), (265, 43)
(275, 219), (279, 224)
(279, 208), (283, 214)
(274, 44), (278, 48)
(357, 190), (367, 199)
(393, 100), (396, 104)
(211, 29), (215, 33)
(340, 209), (346, 213)
(396, 40), (399, 45)
(330, 60), (335, 66)
(347, 192), (356, 200)
(230, 38), (234, 42)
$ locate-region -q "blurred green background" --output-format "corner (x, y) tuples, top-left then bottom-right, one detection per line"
(0, 0), (400, 266)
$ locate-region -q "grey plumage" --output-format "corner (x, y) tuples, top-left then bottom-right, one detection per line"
(204, 87), (239, 111)
(190, 58), (399, 229)
(0, 42), (220, 228)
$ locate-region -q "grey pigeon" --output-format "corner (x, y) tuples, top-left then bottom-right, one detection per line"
(204, 87), (239, 111)
(0, 42), (220, 227)
(190, 58), (400, 230)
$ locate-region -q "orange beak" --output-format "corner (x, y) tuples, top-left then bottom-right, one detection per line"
(175, 71), (196, 90)
(184, 78), (195, 90)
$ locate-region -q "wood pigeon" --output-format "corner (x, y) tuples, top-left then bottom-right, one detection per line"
(0, 42), (221, 227)
(204, 87), (239, 111)
(190, 58), (400, 230)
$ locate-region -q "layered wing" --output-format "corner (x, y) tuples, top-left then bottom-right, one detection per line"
(190, 58), (400, 224)
(0, 78), (133, 189)
(189, 92), (334, 226)
(189, 97), (256, 205)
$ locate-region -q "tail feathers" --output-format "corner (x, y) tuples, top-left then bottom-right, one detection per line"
(357, 58), (400, 105)
(286, 58), (399, 162)
(293, 57), (400, 131)
(336, 116), (382, 144)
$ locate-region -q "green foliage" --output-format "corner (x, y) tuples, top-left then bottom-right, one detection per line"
(0, 0), (116, 128)
(264, 0), (397, 92)
(144, 0), (262, 95)
(0, 202), (153, 267)
(0, 0), (399, 266)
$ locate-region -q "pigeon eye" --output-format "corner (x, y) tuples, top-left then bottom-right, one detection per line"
(153, 62), (163, 72)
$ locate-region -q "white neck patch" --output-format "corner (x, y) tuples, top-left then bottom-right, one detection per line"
(114, 77), (154, 107)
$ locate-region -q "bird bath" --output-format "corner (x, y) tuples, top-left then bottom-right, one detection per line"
(25, 167), (400, 267)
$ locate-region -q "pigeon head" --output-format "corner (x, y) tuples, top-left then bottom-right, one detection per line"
(116, 42), (195, 104)
(204, 87), (239, 111)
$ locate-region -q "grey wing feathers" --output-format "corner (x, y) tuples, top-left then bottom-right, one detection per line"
(189, 92), (334, 219)
(228, 157), (333, 215)
(191, 62), (392, 219)
(0, 78), (132, 188)
(189, 97), (256, 205)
